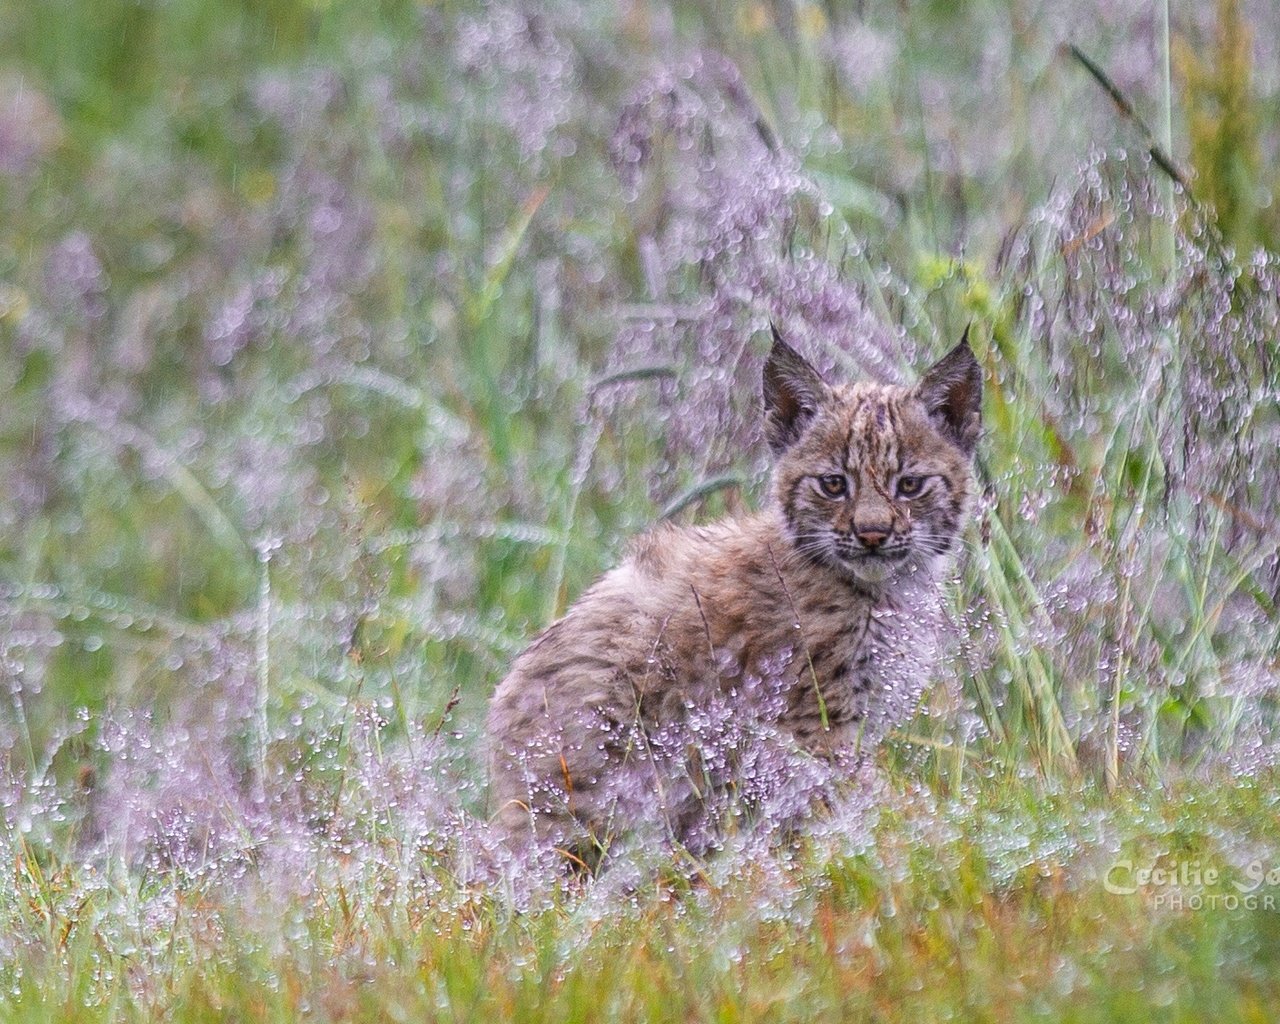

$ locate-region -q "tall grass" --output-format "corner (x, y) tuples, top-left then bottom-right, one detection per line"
(1, 0), (1279, 1019)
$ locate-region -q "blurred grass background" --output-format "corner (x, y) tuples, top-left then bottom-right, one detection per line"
(2, 0), (1275, 768)
(2, 0), (1280, 1019)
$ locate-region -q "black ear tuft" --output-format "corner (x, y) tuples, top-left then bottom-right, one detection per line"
(916, 327), (982, 456)
(763, 323), (827, 454)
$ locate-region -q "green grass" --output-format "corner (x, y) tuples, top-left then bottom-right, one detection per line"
(7, 772), (1280, 1022)
(1, 0), (1279, 1020)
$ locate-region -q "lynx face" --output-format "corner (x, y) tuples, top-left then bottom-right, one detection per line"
(764, 328), (982, 585)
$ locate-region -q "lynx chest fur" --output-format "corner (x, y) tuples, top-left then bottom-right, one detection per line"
(487, 327), (982, 859)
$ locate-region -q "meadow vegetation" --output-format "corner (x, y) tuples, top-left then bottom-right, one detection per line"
(1, 0), (1279, 1019)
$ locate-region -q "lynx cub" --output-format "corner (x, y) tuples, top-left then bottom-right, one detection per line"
(487, 327), (981, 860)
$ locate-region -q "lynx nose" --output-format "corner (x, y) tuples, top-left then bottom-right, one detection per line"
(855, 525), (891, 549)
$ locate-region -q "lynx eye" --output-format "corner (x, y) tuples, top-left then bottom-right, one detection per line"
(896, 475), (926, 497)
(817, 474), (848, 498)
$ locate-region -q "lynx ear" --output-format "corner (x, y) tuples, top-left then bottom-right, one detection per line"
(763, 323), (827, 454)
(917, 327), (982, 455)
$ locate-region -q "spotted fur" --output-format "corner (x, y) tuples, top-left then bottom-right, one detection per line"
(486, 328), (982, 861)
